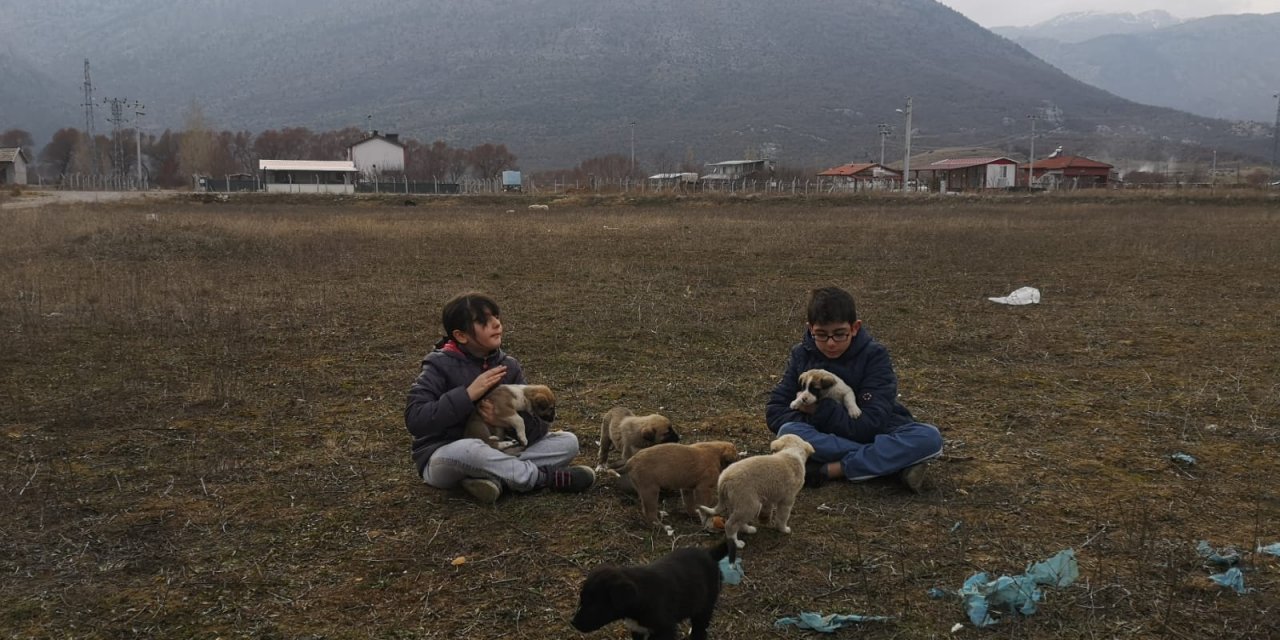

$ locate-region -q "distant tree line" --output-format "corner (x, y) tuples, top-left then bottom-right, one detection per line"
(1, 120), (517, 188)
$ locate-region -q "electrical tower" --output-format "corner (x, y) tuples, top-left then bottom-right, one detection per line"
(82, 59), (98, 174)
(104, 97), (142, 178)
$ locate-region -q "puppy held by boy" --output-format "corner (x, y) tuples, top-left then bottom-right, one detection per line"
(790, 368), (861, 418)
(462, 384), (557, 448)
(698, 433), (814, 559)
(596, 406), (680, 471)
(616, 441), (739, 535)
(571, 540), (730, 640)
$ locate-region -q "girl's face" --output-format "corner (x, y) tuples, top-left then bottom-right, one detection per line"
(458, 314), (503, 357)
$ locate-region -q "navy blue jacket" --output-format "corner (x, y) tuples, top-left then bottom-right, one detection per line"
(765, 327), (915, 443)
(405, 341), (550, 475)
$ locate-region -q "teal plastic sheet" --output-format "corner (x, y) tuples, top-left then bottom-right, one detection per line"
(1257, 543), (1280, 557)
(957, 549), (1079, 628)
(1196, 540), (1240, 566)
(774, 612), (893, 633)
(719, 556), (743, 585)
(1209, 567), (1250, 594)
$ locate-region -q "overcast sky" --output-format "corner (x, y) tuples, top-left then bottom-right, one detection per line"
(941, 0), (1280, 27)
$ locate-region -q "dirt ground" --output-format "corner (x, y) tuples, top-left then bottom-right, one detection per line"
(2, 192), (1278, 638)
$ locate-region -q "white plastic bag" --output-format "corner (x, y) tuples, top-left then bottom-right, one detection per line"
(988, 287), (1041, 306)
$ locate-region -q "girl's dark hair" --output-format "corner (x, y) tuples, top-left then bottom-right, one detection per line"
(441, 292), (500, 338)
(807, 286), (857, 325)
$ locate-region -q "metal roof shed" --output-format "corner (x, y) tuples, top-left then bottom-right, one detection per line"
(258, 160), (358, 194)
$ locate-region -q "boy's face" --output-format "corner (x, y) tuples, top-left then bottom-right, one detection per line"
(808, 320), (861, 359)
(454, 314), (503, 357)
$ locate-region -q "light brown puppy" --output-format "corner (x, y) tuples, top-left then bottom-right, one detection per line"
(617, 441), (740, 534)
(463, 384), (556, 448)
(697, 433), (814, 561)
(790, 369), (861, 418)
(596, 406), (680, 471)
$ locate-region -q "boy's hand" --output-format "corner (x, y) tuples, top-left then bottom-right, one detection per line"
(466, 365), (508, 402)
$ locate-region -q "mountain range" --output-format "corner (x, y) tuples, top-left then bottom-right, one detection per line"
(0, 0), (1273, 170)
(999, 12), (1280, 123)
(992, 10), (1182, 43)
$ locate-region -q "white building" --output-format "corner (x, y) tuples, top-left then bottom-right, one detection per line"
(258, 160), (357, 194)
(0, 147), (29, 185)
(347, 132), (405, 178)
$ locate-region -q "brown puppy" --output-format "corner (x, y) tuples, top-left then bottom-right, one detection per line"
(462, 384), (556, 448)
(596, 406), (680, 471)
(790, 368), (861, 418)
(697, 433), (814, 560)
(617, 441), (739, 534)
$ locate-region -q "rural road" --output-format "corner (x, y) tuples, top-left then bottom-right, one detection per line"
(0, 190), (182, 210)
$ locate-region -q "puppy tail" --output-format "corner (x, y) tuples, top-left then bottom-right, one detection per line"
(708, 538), (732, 563)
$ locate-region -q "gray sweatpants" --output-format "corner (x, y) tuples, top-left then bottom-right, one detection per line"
(421, 431), (580, 492)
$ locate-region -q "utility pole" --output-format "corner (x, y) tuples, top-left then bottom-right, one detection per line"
(897, 98), (913, 192)
(82, 59), (98, 174)
(1272, 92), (1280, 184)
(630, 121), (636, 176)
(135, 103), (146, 189)
(877, 123), (892, 166)
(1027, 114), (1039, 188)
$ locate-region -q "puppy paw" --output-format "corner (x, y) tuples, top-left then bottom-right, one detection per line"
(782, 526), (792, 534)
(734, 539), (745, 549)
(663, 525), (675, 537)
(742, 524), (757, 534)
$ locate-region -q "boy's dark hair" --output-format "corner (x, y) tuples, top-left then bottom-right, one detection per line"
(807, 287), (857, 325)
(442, 291), (500, 338)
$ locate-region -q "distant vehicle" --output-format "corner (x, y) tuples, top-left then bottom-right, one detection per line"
(502, 170), (522, 192)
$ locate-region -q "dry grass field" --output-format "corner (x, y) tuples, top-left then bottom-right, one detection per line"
(3, 192), (1279, 639)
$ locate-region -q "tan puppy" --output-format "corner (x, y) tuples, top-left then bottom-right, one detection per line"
(463, 384), (556, 447)
(617, 441), (739, 534)
(790, 369), (861, 418)
(697, 433), (814, 561)
(596, 406), (680, 471)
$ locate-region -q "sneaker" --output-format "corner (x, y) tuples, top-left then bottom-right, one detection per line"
(900, 463), (928, 493)
(542, 465), (596, 493)
(804, 460), (829, 488)
(460, 478), (503, 504)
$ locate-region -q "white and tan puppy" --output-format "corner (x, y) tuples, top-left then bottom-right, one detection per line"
(463, 384), (556, 448)
(697, 433), (814, 561)
(617, 441), (740, 534)
(596, 406), (680, 471)
(790, 369), (861, 418)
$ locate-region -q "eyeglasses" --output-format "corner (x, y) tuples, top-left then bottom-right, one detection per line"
(813, 331), (851, 344)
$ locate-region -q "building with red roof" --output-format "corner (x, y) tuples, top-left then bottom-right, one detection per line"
(1021, 155), (1115, 188)
(816, 162), (902, 190)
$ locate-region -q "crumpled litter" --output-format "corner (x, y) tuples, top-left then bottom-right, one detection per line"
(1257, 543), (1280, 557)
(1196, 540), (1240, 566)
(773, 612), (893, 633)
(1209, 567), (1251, 594)
(988, 286), (1041, 306)
(719, 556), (743, 585)
(1170, 452), (1197, 465)
(957, 549), (1079, 628)
(927, 587), (951, 599)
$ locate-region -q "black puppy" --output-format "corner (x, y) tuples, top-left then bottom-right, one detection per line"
(571, 541), (730, 640)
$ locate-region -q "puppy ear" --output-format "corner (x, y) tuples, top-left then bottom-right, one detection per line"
(641, 425), (656, 443)
(770, 438), (785, 452)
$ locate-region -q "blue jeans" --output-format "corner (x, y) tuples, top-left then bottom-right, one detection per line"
(778, 421), (943, 481)
(422, 431), (580, 492)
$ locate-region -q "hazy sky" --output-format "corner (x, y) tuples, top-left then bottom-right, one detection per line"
(941, 0), (1280, 27)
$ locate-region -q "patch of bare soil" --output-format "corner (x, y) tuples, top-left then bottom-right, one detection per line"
(1, 195), (1277, 638)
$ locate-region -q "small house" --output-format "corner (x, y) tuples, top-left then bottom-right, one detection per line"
(817, 162), (902, 190)
(1022, 155), (1114, 188)
(347, 131), (405, 179)
(701, 159), (775, 183)
(910, 157), (1018, 191)
(0, 147), (29, 185)
(258, 160), (358, 194)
